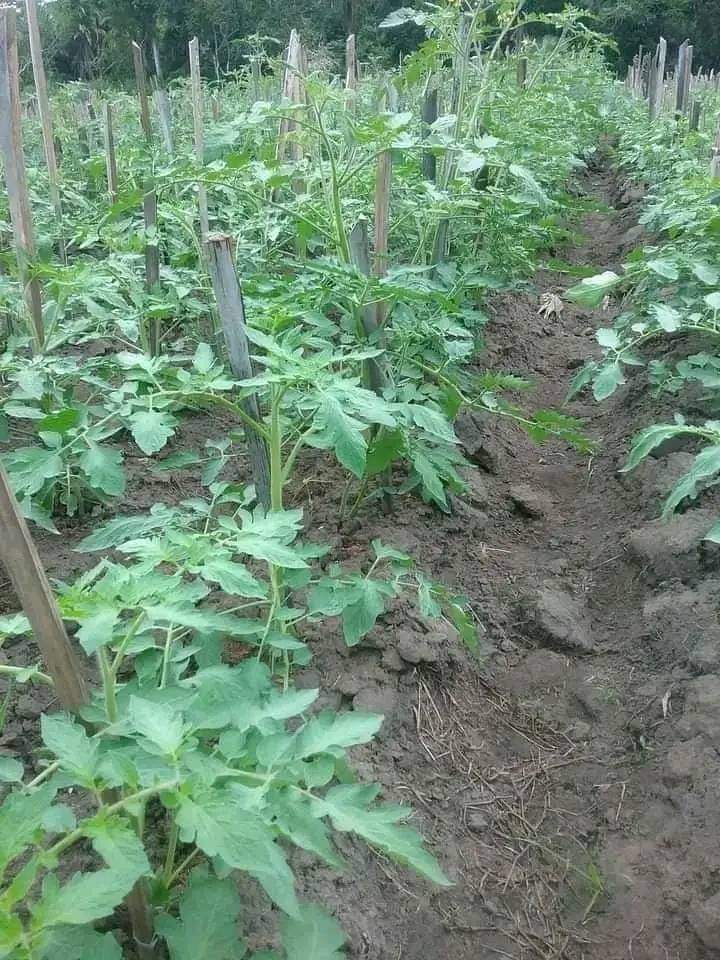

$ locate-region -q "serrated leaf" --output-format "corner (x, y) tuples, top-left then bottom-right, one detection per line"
(592, 362), (625, 401)
(78, 443), (125, 497)
(314, 784), (450, 886)
(271, 797), (343, 868)
(622, 424), (686, 472)
(129, 409), (177, 456)
(281, 904), (346, 960)
(129, 697), (185, 755)
(651, 303), (682, 332)
(341, 579), (387, 646)
(77, 508), (177, 551)
(156, 867), (245, 960)
(316, 395), (366, 478)
(691, 261), (719, 285)
(705, 291), (720, 311)
(41, 714), (99, 786)
(0, 783), (57, 869)
(566, 271), (620, 308)
(176, 787), (298, 916)
(38, 408), (81, 435)
(193, 343), (215, 374)
(366, 429), (404, 476)
(85, 817), (151, 886)
(295, 711), (383, 759)
(662, 445), (720, 517)
(704, 519), (720, 543)
(647, 258), (679, 280)
(32, 870), (132, 929)
(38, 926), (122, 960)
(199, 558), (267, 599)
(77, 608), (119, 655)
(0, 758), (23, 783)
(596, 328), (621, 349)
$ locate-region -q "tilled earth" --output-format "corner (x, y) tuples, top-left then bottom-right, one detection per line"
(2, 155), (720, 959)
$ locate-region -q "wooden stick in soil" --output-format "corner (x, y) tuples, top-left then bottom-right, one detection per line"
(189, 37), (209, 236)
(132, 41), (153, 142)
(345, 33), (358, 108)
(144, 189), (161, 354)
(374, 144), (392, 328)
(204, 234), (271, 510)
(648, 37), (667, 120)
(516, 55), (528, 88)
(421, 77), (438, 182)
(0, 466), (160, 959)
(25, 0), (64, 259)
(349, 218), (389, 395)
(0, 464), (87, 710)
(104, 102), (119, 204)
(0, 6), (43, 351)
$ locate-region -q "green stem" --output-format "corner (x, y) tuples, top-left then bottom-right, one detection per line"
(161, 821), (179, 888)
(0, 665), (53, 686)
(98, 649), (118, 724)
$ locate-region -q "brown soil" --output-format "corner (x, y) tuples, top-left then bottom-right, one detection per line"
(3, 155), (720, 959)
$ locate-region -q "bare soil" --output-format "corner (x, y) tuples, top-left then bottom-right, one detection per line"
(3, 153), (720, 959)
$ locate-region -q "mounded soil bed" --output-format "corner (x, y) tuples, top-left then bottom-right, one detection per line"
(3, 154), (720, 959)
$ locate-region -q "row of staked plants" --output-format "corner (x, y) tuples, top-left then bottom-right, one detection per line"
(567, 79), (720, 541)
(0, 3), (612, 958)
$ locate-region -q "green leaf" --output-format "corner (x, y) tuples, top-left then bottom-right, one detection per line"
(592, 362), (625, 401)
(295, 711), (383, 759)
(314, 784), (451, 886)
(129, 410), (177, 456)
(0, 910), (23, 955)
(317, 395), (366, 478)
(622, 424), (686, 472)
(199, 558), (267, 599)
(38, 926), (122, 960)
(38, 408), (81, 435)
(41, 804), (77, 835)
(77, 506), (177, 551)
(41, 714), (99, 785)
(705, 291), (720, 311)
(662, 445), (720, 517)
(176, 787), (298, 916)
(280, 904), (346, 960)
(595, 328), (621, 349)
(646, 258), (678, 280)
(404, 404), (457, 443)
(78, 443), (125, 497)
(85, 817), (151, 886)
(0, 758), (23, 783)
(0, 784), (58, 869)
(410, 450), (447, 508)
(32, 870), (132, 929)
(77, 608), (119, 655)
(341, 579), (387, 646)
(691, 261), (719, 285)
(156, 867), (245, 960)
(129, 697), (186, 755)
(2, 447), (64, 496)
(704, 519), (720, 543)
(651, 303), (682, 332)
(193, 343), (215, 374)
(272, 796), (343, 868)
(366, 429), (403, 476)
(565, 271), (620, 308)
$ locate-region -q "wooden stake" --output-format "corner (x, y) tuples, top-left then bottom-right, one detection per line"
(690, 99), (702, 132)
(143, 189), (161, 354)
(132, 41), (153, 142)
(204, 234), (271, 510)
(421, 78), (438, 182)
(349, 218), (389, 395)
(345, 33), (359, 104)
(154, 87), (174, 154)
(649, 37), (667, 120)
(516, 55), (528, 88)
(189, 37), (209, 236)
(25, 0), (63, 236)
(104, 102), (118, 204)
(0, 464), (88, 710)
(0, 7), (43, 351)
(675, 40), (693, 115)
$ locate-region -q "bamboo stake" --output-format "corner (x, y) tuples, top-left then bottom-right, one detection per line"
(0, 464), (88, 710)
(24, 0), (63, 247)
(0, 7), (43, 351)
(189, 37), (209, 236)
(104, 102), (118, 204)
(131, 41), (153, 142)
(204, 234), (271, 510)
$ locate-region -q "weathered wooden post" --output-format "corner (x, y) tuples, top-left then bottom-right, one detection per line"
(649, 37), (667, 120)
(189, 37), (210, 236)
(516, 55), (528, 88)
(0, 6), (44, 351)
(421, 76), (438, 182)
(104, 102), (119, 204)
(345, 33), (359, 106)
(675, 40), (693, 116)
(204, 235), (271, 509)
(25, 0), (63, 252)
(131, 41), (153, 140)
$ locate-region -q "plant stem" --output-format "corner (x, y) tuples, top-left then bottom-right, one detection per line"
(161, 820), (179, 887)
(98, 649), (118, 723)
(0, 664), (53, 686)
